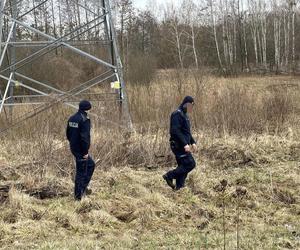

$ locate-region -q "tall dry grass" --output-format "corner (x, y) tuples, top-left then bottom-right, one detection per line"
(127, 70), (300, 136)
(0, 71), (299, 175)
(0, 71), (300, 249)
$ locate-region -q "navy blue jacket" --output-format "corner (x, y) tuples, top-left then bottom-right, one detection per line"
(170, 108), (196, 149)
(66, 110), (91, 158)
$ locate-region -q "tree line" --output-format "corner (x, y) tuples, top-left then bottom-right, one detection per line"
(115, 0), (300, 76)
(2, 0), (300, 79)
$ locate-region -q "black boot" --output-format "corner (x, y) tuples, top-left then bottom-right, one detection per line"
(75, 196), (82, 201)
(163, 174), (175, 189)
(85, 188), (92, 195)
(174, 185), (185, 191)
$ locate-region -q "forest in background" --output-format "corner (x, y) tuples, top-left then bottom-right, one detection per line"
(2, 0), (300, 83)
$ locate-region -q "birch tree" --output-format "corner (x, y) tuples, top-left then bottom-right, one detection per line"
(291, 0), (297, 71)
(164, 3), (186, 68)
(181, 0), (206, 68)
(272, 0), (282, 71)
(209, 0), (224, 71)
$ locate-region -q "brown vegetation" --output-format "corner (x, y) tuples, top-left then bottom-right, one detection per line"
(0, 72), (299, 249)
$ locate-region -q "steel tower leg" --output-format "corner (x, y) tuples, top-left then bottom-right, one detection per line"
(104, 0), (133, 131)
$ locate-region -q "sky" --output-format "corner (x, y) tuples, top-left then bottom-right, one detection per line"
(133, 0), (149, 9)
(133, 0), (180, 10)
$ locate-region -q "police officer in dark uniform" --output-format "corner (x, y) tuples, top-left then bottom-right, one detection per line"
(66, 100), (95, 200)
(163, 96), (197, 190)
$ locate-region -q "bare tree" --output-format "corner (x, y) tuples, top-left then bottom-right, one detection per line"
(209, 0), (224, 71)
(272, 0), (282, 72)
(164, 3), (186, 68)
(115, 0), (134, 71)
(283, 2), (291, 67)
(259, 0), (267, 69)
(291, 0), (297, 72)
(240, 0), (249, 70)
(181, 0), (208, 68)
(248, 0), (259, 66)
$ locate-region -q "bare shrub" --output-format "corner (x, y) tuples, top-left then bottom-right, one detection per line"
(126, 53), (157, 85)
(263, 88), (295, 130)
(206, 84), (264, 134)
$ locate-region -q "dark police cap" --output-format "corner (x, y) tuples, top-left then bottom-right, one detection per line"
(182, 96), (194, 105)
(79, 100), (92, 111)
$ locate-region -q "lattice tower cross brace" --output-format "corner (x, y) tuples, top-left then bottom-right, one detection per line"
(0, 0), (133, 130)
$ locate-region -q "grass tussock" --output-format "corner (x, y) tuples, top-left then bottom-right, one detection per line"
(0, 161), (299, 249)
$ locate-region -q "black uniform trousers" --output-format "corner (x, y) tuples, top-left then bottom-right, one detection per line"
(166, 146), (196, 189)
(74, 155), (95, 200)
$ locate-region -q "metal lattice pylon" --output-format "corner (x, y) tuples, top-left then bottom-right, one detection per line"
(0, 0), (133, 134)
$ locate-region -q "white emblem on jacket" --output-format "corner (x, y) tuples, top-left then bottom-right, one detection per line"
(69, 122), (79, 128)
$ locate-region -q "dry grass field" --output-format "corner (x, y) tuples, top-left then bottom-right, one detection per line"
(0, 73), (300, 249)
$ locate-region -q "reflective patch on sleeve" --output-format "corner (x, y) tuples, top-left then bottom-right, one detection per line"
(69, 122), (79, 128)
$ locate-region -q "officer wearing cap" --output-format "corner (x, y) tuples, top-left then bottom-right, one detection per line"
(66, 100), (95, 200)
(163, 96), (197, 190)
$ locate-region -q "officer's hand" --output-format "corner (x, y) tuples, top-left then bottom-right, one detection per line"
(191, 144), (197, 152)
(83, 154), (89, 159)
(184, 145), (191, 153)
